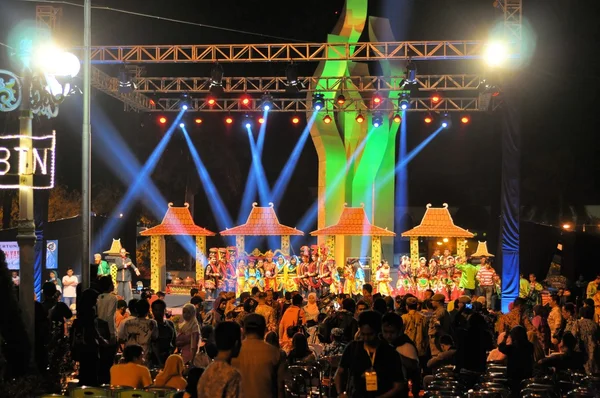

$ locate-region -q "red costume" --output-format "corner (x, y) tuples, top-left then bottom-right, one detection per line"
(263, 250), (277, 291)
(224, 247), (237, 292)
(307, 245), (322, 290)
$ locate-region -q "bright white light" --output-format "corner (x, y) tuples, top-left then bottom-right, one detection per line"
(484, 41), (509, 67)
(245, 122), (251, 128)
(400, 103), (408, 110)
(119, 213), (124, 218)
(179, 123), (185, 128)
(442, 122), (448, 128)
(57, 52), (81, 77)
(264, 105), (270, 111)
(315, 104), (322, 111)
(374, 122), (380, 128)
(182, 104), (189, 111)
(33, 45), (80, 77)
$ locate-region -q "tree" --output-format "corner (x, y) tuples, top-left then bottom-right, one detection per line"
(47, 185), (81, 222)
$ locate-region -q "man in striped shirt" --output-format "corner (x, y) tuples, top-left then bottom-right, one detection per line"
(476, 257), (496, 310)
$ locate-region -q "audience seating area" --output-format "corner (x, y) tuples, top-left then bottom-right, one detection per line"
(41, 386), (183, 398)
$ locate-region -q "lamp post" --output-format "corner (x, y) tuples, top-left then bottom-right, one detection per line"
(0, 40), (79, 365)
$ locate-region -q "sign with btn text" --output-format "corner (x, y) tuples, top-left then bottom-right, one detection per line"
(0, 132), (56, 189)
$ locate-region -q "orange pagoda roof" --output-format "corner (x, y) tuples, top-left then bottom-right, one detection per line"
(220, 203), (303, 236)
(310, 204), (395, 237)
(401, 203), (474, 238)
(140, 203), (216, 236)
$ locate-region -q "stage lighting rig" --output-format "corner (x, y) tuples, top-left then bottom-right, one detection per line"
(180, 94), (191, 111)
(355, 113), (365, 123)
(118, 69), (136, 94)
(392, 113), (402, 123)
(461, 115), (470, 124)
(431, 94), (441, 104)
(261, 93), (274, 111)
(313, 93), (325, 110)
(478, 78), (500, 111)
(372, 112), (383, 128)
(291, 115), (300, 124)
(243, 114), (253, 128)
(337, 94), (346, 105)
(323, 114), (332, 124)
(424, 114), (433, 124)
(225, 115), (234, 124)
(209, 63), (224, 95)
(372, 92), (382, 107)
(398, 92), (410, 110)
(241, 94), (251, 106)
(285, 63), (304, 93)
(441, 113), (451, 128)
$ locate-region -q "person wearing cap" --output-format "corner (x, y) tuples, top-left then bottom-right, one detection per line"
(232, 313), (285, 398)
(429, 293), (451, 357)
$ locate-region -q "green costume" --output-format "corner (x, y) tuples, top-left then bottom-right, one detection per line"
(97, 260), (111, 277)
(455, 263), (480, 290)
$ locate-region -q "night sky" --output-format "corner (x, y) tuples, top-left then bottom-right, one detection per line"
(1, 0), (599, 245)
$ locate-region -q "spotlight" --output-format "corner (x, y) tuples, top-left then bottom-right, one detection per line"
(180, 93), (191, 111)
(461, 115), (470, 124)
(440, 114), (451, 128)
(406, 61), (417, 83)
(372, 93), (382, 107)
(355, 113), (365, 123)
(323, 114), (332, 124)
(179, 122), (185, 128)
(195, 118), (203, 124)
(393, 113), (402, 123)
(313, 93), (325, 110)
(337, 94), (346, 105)
(206, 96), (216, 106)
(372, 112), (383, 128)
(241, 95), (251, 106)
(424, 115), (433, 124)
(431, 94), (441, 104)
(291, 115), (300, 124)
(225, 116), (233, 125)
(258, 117), (265, 124)
(285, 63), (303, 93)
(209, 63), (224, 94)
(261, 94), (273, 111)
(484, 41), (509, 67)
(118, 69), (135, 94)
(158, 116), (167, 124)
(243, 114), (253, 128)
(398, 92), (410, 110)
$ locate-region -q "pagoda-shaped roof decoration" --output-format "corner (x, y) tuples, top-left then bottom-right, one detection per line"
(310, 204), (395, 237)
(220, 202), (304, 236)
(401, 203), (474, 238)
(140, 203), (216, 236)
(471, 241), (495, 257)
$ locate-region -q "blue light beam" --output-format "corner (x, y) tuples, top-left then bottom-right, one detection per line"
(245, 125), (271, 206)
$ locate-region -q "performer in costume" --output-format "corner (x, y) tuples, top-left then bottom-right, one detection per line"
(284, 255), (299, 293)
(318, 248), (333, 296)
(435, 258), (451, 301)
(415, 258), (430, 301)
(298, 246), (311, 296)
(353, 261), (365, 296)
(343, 260), (356, 296)
(95, 253), (111, 278)
(396, 255), (413, 296)
(263, 250), (277, 291)
(428, 257), (439, 278)
(114, 247), (140, 302)
(450, 257), (464, 301)
(235, 258), (247, 298)
(376, 260), (393, 296)
(527, 273), (543, 307)
(307, 246), (322, 294)
(204, 249), (222, 299)
(224, 247), (237, 292)
(329, 261), (342, 295)
(244, 259), (262, 292)
(256, 258), (265, 279)
(275, 255), (286, 292)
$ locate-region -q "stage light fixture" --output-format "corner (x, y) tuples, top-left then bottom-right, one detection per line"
(241, 95), (251, 106)
(243, 114), (253, 128)
(261, 93), (274, 111)
(484, 41), (509, 67)
(292, 115), (300, 124)
(195, 118), (203, 124)
(180, 93), (191, 111)
(179, 122), (185, 128)
(461, 115), (470, 124)
(431, 94), (441, 104)
(285, 63), (303, 93)
(206, 96), (216, 106)
(393, 113), (402, 123)
(225, 116), (234, 125)
(323, 114), (332, 124)
(118, 69), (135, 94)
(424, 115), (433, 124)
(209, 63), (224, 94)
(372, 93), (382, 107)
(399, 92), (410, 110)
(441, 114), (451, 128)
(158, 116), (167, 124)
(258, 117), (265, 124)
(313, 93), (325, 111)
(372, 112), (383, 128)
(355, 113), (365, 123)
(406, 61), (417, 83)
(337, 94), (346, 105)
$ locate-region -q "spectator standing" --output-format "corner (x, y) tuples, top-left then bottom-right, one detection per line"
(279, 294), (306, 350)
(176, 303), (201, 365)
(197, 321), (243, 398)
(62, 268), (78, 309)
(151, 299), (176, 368)
(475, 258), (495, 310)
(121, 299), (158, 365)
(320, 297), (358, 344)
(96, 276), (118, 385)
(402, 296), (429, 363)
(429, 293), (451, 357)
(232, 313), (285, 398)
(498, 325), (534, 394)
(303, 292), (320, 323)
(495, 298), (536, 335)
(547, 295), (563, 343)
(586, 275), (600, 299)
(255, 292), (277, 332)
(573, 305), (600, 373)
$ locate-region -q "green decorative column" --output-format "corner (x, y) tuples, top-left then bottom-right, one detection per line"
(195, 236), (206, 283)
(280, 235), (290, 256)
(150, 235), (166, 292)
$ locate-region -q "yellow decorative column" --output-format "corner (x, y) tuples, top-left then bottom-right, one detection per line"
(326, 235), (336, 260)
(410, 237), (419, 270)
(150, 235), (166, 292)
(371, 236), (381, 276)
(456, 238), (467, 260)
(195, 236), (206, 283)
(280, 235), (290, 256)
(236, 235), (245, 257)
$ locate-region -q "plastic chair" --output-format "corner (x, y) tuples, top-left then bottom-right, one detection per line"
(144, 387), (177, 397)
(285, 367), (311, 398)
(116, 391), (157, 398)
(71, 387), (110, 398)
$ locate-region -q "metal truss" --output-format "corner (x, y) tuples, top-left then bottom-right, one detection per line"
(495, 0), (522, 45)
(91, 67), (154, 111)
(36, 5), (62, 31)
(151, 97), (485, 113)
(135, 74), (482, 94)
(85, 41), (485, 64)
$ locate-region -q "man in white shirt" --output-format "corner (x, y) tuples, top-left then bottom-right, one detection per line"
(62, 268), (79, 309)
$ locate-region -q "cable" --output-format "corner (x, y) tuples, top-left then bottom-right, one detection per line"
(16, 0), (307, 43)
(0, 42), (14, 50)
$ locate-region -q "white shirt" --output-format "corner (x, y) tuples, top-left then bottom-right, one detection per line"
(62, 275), (78, 298)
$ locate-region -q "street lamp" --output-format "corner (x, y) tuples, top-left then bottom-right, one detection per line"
(0, 40), (80, 366)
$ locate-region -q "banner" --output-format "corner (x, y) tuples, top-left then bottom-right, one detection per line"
(0, 133), (56, 189)
(46, 240), (58, 269)
(0, 241), (19, 270)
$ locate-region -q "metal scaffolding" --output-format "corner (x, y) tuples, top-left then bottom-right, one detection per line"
(92, 67), (154, 111)
(134, 74), (483, 94)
